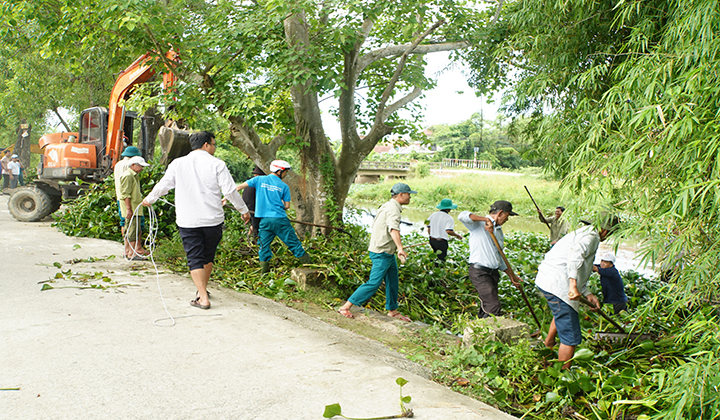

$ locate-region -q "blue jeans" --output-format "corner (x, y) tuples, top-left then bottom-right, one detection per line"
(538, 286), (582, 346)
(348, 252), (399, 311)
(258, 217), (307, 262)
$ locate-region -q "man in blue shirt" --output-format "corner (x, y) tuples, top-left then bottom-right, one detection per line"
(236, 160), (312, 273)
(592, 252), (628, 314)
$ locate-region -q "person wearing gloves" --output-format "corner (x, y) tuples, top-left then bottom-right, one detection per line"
(593, 252), (628, 315)
(458, 200), (522, 318)
(535, 214), (619, 366)
(426, 198), (463, 263)
(143, 131), (250, 310)
(337, 183), (416, 322)
(235, 160), (312, 273)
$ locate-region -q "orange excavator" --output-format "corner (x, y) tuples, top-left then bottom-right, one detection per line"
(8, 51), (177, 222)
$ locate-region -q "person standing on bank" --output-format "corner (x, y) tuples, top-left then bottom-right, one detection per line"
(235, 160), (312, 273)
(241, 165), (266, 245)
(538, 206), (570, 246)
(115, 146), (145, 258)
(119, 156), (150, 260)
(535, 214), (619, 365)
(7, 154), (21, 189)
(426, 198), (463, 263)
(458, 200), (522, 318)
(142, 131), (250, 310)
(337, 183), (416, 322)
(1, 149), (12, 190)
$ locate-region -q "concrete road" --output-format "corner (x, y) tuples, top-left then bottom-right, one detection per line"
(1, 195), (516, 420)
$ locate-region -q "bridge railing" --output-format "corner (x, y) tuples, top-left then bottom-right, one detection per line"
(359, 161), (411, 170)
(441, 158), (492, 170)
(359, 159), (492, 171)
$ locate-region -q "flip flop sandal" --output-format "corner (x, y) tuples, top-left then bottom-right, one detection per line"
(337, 308), (354, 319)
(190, 297), (211, 310)
(389, 312), (411, 322)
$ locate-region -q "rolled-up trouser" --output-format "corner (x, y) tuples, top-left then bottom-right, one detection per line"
(348, 251), (399, 311)
(469, 264), (501, 317)
(258, 217), (307, 262)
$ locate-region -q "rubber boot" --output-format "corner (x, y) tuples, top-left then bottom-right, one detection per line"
(260, 261), (270, 274)
(299, 252), (313, 265)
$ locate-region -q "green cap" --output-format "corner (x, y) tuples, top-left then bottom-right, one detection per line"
(390, 183), (417, 195)
(436, 198), (458, 210)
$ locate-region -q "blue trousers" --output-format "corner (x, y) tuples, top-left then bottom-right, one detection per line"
(258, 217), (307, 262)
(348, 251), (399, 311)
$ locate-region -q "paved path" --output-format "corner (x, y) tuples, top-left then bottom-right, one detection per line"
(1, 195), (516, 420)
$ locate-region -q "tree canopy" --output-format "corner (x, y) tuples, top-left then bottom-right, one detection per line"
(2, 0), (499, 230)
(472, 0), (720, 299)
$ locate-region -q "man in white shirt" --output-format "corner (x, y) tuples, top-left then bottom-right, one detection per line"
(426, 198), (463, 263)
(458, 200), (521, 318)
(7, 154), (21, 189)
(534, 214), (619, 366)
(1, 149), (12, 190)
(143, 131), (250, 310)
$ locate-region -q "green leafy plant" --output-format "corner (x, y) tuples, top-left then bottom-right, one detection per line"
(323, 378), (413, 419)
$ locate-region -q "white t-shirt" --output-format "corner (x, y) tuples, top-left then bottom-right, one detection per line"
(427, 211), (455, 240)
(1, 156), (10, 175)
(7, 161), (20, 175)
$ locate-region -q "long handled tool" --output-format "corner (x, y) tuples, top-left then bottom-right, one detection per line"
(249, 210), (353, 237)
(524, 186), (551, 230)
(578, 295), (626, 334)
(487, 230), (543, 330)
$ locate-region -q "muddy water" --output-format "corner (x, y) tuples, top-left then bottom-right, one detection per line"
(344, 203), (655, 276)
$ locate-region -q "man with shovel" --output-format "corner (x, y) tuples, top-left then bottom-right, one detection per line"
(535, 213), (619, 365)
(458, 200), (522, 318)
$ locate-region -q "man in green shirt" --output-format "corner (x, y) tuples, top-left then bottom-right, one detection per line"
(119, 156), (150, 260)
(538, 206), (570, 245)
(337, 183), (415, 322)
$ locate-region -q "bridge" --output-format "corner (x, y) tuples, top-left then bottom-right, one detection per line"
(355, 159), (492, 183)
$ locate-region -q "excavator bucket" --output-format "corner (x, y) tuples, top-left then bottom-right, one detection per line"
(158, 126), (192, 166)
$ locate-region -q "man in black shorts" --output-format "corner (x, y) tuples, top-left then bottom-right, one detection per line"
(143, 131), (250, 309)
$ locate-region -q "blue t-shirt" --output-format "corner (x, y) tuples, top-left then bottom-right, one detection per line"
(595, 265), (628, 304)
(246, 174), (291, 218)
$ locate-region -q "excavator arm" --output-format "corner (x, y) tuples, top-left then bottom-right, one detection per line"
(106, 50), (178, 168)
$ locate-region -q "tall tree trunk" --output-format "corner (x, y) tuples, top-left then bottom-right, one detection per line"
(143, 106), (164, 161)
(15, 120), (32, 173)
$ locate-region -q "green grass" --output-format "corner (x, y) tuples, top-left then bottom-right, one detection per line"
(348, 171), (569, 217)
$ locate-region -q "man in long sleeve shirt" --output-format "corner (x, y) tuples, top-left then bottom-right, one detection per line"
(459, 200), (521, 318)
(143, 131), (249, 310)
(534, 215), (619, 365)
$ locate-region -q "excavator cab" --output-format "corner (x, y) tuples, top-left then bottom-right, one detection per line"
(38, 107), (142, 183)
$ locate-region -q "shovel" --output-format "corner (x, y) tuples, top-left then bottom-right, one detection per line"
(487, 230), (543, 330)
(577, 296), (654, 343)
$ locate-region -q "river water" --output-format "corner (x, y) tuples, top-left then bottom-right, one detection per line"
(344, 203), (655, 277)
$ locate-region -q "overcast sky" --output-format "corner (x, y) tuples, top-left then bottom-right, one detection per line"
(321, 51), (502, 141)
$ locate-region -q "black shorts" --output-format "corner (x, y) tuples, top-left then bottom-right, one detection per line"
(178, 224), (224, 271)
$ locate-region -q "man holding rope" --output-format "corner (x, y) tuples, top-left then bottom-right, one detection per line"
(142, 131), (250, 310)
(119, 155), (150, 260)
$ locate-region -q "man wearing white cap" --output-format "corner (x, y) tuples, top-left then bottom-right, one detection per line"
(236, 160), (312, 273)
(592, 252), (628, 315)
(7, 154), (21, 189)
(143, 131), (251, 310)
(115, 146), (143, 258)
(119, 156), (150, 260)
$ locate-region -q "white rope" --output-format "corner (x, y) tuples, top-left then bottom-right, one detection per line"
(124, 201), (220, 327)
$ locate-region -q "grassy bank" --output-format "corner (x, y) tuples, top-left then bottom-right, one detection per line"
(348, 171), (567, 216)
